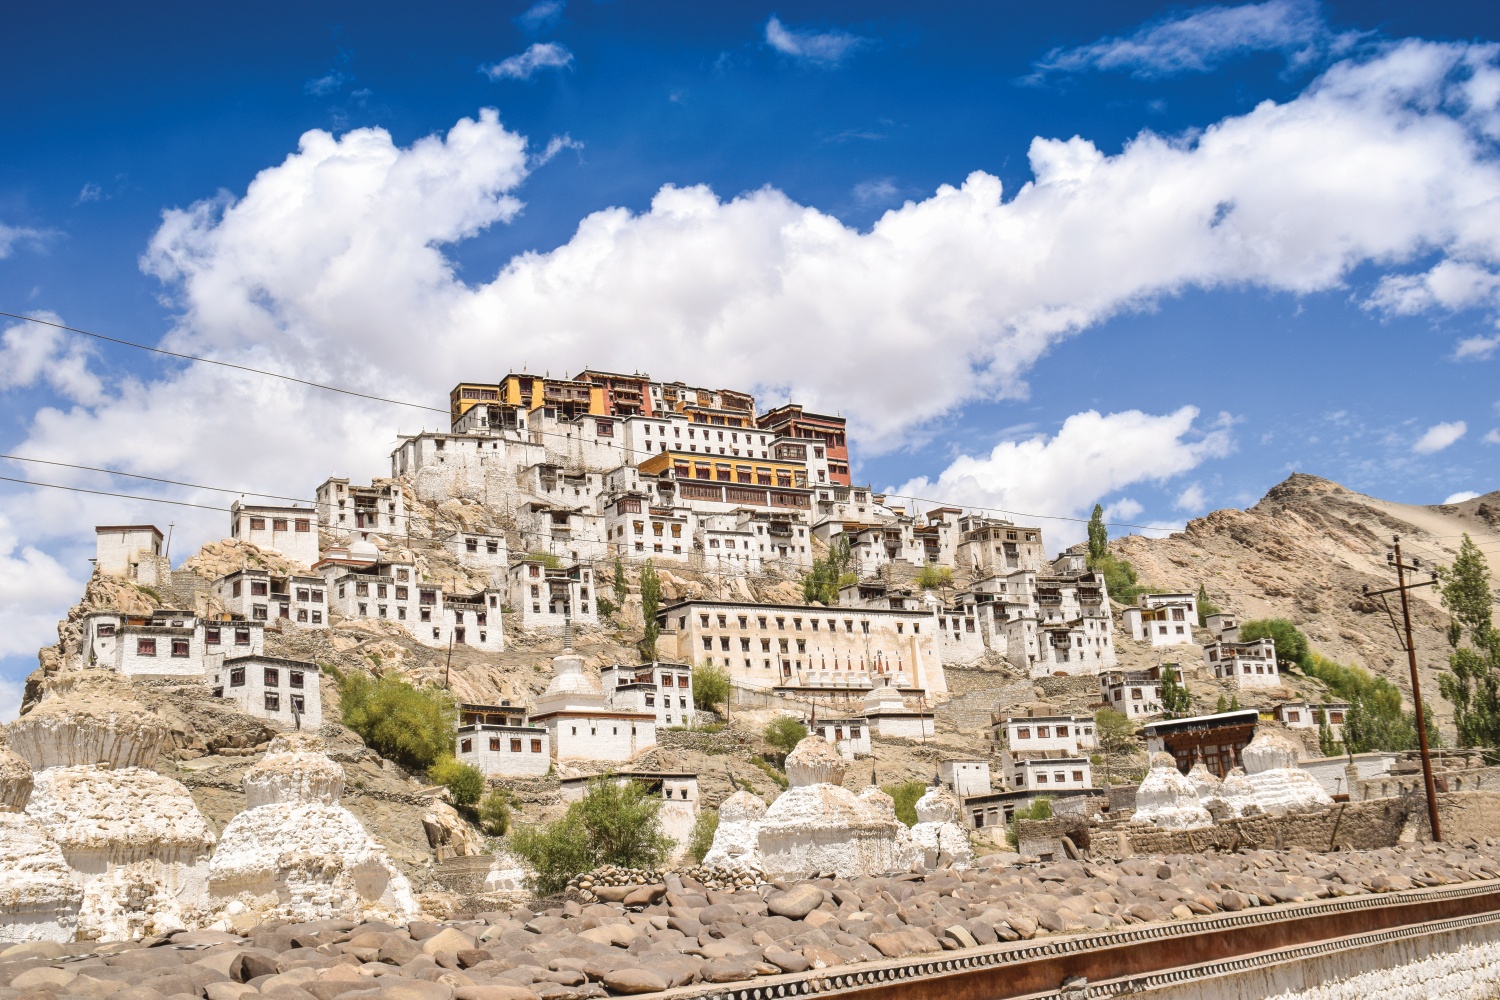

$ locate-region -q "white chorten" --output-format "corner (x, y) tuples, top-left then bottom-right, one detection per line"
(12, 702), (217, 941)
(1132, 753), (1214, 830)
(857, 785), (921, 869)
(910, 783), (973, 868)
(701, 789), (767, 873)
(0, 736), (83, 943)
(1218, 768), (1261, 817)
(757, 735), (911, 878)
(208, 733), (417, 924)
(1187, 762), (1222, 801)
(1240, 730), (1333, 815)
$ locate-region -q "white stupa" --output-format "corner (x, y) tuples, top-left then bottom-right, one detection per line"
(12, 700), (217, 941)
(0, 734), (83, 942)
(702, 788), (768, 873)
(1132, 753), (1214, 830)
(910, 782), (973, 868)
(757, 735), (912, 878)
(1240, 730), (1333, 815)
(208, 733), (417, 924)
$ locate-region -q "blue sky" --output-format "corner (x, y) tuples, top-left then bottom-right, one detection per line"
(2, 0), (1499, 716)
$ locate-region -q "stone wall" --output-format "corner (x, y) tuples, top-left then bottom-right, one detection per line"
(431, 853), (497, 895)
(655, 727), (755, 758)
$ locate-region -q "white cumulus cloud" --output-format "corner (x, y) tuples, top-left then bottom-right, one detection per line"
(1453, 334), (1500, 361)
(518, 0), (565, 33)
(0, 511), (82, 662)
(892, 407), (1233, 549)
(1413, 421), (1467, 454)
(0, 221), (53, 259)
(1483, 429), (1500, 445)
(1175, 482), (1210, 512)
(481, 42), (574, 80)
(0, 313), (105, 405)
(1443, 490), (1481, 504)
(0, 679), (21, 724)
(1035, 0), (1346, 79)
(764, 16), (869, 66)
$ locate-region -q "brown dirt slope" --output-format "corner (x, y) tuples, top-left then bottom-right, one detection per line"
(1112, 473), (1500, 732)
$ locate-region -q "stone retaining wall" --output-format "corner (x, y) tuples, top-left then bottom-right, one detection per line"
(656, 728), (755, 757)
(431, 853), (496, 895)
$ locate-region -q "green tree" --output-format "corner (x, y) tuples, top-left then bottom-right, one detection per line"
(1315, 709), (1343, 758)
(639, 560), (662, 660)
(478, 788), (513, 836)
(692, 660), (730, 715)
(1098, 553), (1146, 604)
(882, 781), (927, 827)
(428, 756), (485, 807)
(1304, 652), (1439, 753)
(802, 536), (854, 605)
(915, 564), (954, 590)
(612, 553), (629, 605)
(1196, 584), (1221, 627)
(1087, 504), (1109, 569)
(686, 809), (719, 864)
(1215, 694), (1228, 714)
(1093, 708), (1138, 783)
(338, 672), (455, 772)
(762, 716), (809, 759)
(1436, 535), (1500, 747)
(1238, 619), (1311, 671)
(509, 777), (673, 896)
(1159, 664), (1192, 718)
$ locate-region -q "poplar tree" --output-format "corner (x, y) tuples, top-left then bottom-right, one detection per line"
(639, 560), (662, 661)
(1436, 535), (1500, 747)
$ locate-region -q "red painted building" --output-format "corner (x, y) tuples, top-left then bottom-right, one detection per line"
(757, 404), (851, 485)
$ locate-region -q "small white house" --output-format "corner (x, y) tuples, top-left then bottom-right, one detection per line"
(1204, 612), (1240, 642)
(508, 560), (599, 630)
(1205, 638), (1280, 689)
(600, 662), (695, 728)
(1011, 756), (1092, 793)
(1122, 593), (1197, 647)
(531, 649), (656, 762)
(995, 714), (1096, 756)
(94, 525), (169, 585)
(810, 716), (871, 759)
(1275, 701), (1350, 742)
(83, 610), (264, 679)
(445, 530), (509, 582)
(212, 569), (328, 627)
(1098, 668), (1165, 719)
(860, 681), (934, 739)
(229, 502), (319, 568)
(940, 759), (992, 798)
(456, 702), (551, 778)
(209, 654), (322, 728)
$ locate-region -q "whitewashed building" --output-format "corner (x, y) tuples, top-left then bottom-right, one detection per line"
(531, 647), (656, 762)
(1123, 593), (1198, 647)
(1275, 701), (1349, 742)
(322, 554), (504, 650)
(456, 702), (550, 777)
(1010, 757), (1092, 793)
(1098, 667), (1165, 719)
(212, 569), (328, 627)
(445, 530), (509, 582)
(1205, 637), (1280, 688)
(94, 524), (169, 585)
(994, 714), (1097, 756)
(508, 559), (599, 630)
(315, 477), (407, 538)
(1204, 612), (1240, 642)
(228, 502), (319, 568)
(81, 610), (263, 679)
(209, 655), (322, 728)
(939, 759), (992, 798)
(809, 716), (870, 759)
(600, 662), (695, 728)
(860, 680), (935, 739)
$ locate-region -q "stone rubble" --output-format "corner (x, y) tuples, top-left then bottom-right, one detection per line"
(909, 785), (973, 870)
(2, 839), (1499, 999)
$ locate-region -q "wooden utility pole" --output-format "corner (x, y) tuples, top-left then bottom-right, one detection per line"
(1363, 535), (1442, 841)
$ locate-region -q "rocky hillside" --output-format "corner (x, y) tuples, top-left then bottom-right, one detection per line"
(1113, 474), (1500, 732)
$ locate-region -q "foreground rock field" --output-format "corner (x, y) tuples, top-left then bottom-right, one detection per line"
(4, 840), (1500, 1000)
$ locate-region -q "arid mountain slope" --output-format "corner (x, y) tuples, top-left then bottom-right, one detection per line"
(1113, 474), (1500, 732)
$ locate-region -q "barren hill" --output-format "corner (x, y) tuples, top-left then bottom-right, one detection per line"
(1113, 473), (1500, 732)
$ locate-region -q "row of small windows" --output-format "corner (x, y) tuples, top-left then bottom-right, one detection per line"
(462, 736), (544, 754)
(689, 613), (913, 636)
(130, 629), (254, 655)
(231, 580), (324, 602)
(245, 517), (311, 532)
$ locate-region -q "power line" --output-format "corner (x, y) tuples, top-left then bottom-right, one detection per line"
(0, 310), (447, 415)
(0, 453), (313, 506)
(881, 491), (1180, 533)
(0, 475), (231, 512)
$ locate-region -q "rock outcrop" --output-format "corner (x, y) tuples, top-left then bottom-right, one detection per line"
(207, 733), (417, 924)
(11, 700), (216, 941)
(757, 736), (912, 879)
(1132, 753), (1214, 830)
(910, 784), (973, 868)
(0, 735), (83, 943)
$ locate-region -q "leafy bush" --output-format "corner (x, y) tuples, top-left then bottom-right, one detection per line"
(751, 756), (789, 790)
(693, 661), (730, 713)
(1096, 553), (1147, 604)
(596, 596), (618, 619)
(429, 756), (486, 807)
(510, 777), (673, 896)
(339, 672), (455, 772)
(524, 551), (562, 569)
(762, 716), (808, 758)
(883, 780), (927, 827)
(1007, 797), (1054, 848)
(1304, 652), (1439, 753)
(686, 809), (719, 863)
(478, 788), (513, 836)
(915, 564), (954, 590)
(1238, 619), (1310, 670)
(1196, 584), (1220, 627)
